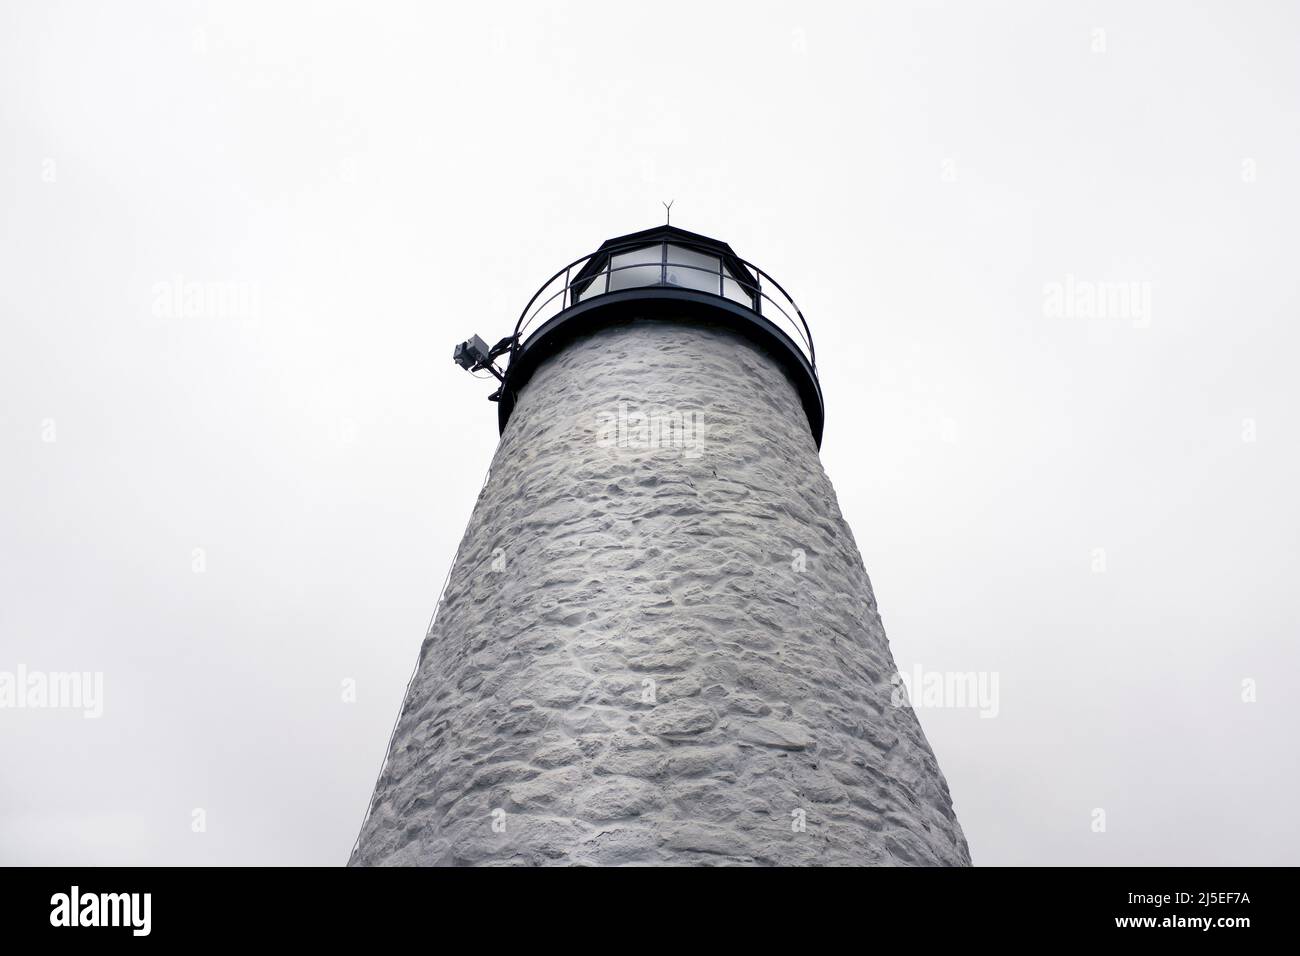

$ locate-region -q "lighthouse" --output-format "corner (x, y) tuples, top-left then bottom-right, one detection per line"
(350, 225), (970, 866)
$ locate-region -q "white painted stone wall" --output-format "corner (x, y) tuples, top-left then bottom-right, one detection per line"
(351, 319), (970, 866)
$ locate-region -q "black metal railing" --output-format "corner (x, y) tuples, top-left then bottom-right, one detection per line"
(512, 239), (815, 373)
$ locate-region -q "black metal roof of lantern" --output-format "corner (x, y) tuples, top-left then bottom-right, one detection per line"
(453, 224), (824, 447)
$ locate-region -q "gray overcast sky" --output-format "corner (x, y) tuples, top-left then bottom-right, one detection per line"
(2, 0), (1298, 865)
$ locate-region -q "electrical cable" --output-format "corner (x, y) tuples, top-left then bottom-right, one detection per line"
(347, 457), (494, 863)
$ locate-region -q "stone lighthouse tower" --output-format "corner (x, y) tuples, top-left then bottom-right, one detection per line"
(350, 225), (970, 866)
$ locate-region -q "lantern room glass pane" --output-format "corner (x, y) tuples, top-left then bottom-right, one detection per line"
(608, 245), (664, 291)
(665, 245), (721, 294)
(575, 265), (608, 302)
(723, 266), (756, 309)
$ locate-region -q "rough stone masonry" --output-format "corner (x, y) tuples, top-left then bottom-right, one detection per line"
(350, 319), (970, 866)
